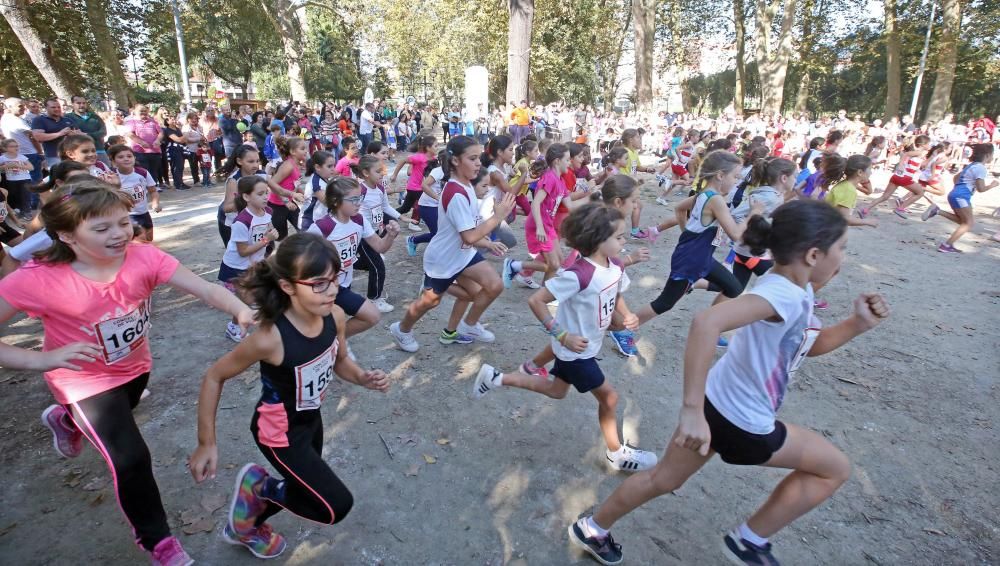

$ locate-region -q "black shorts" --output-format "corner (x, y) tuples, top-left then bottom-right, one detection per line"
(130, 212), (153, 231)
(0, 225), (21, 245)
(705, 398), (787, 465)
(422, 252), (485, 296)
(218, 262), (246, 285)
(334, 285), (366, 316)
(551, 357), (606, 393)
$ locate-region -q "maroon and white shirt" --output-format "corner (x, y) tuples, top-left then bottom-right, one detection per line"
(423, 180), (481, 279)
(307, 213), (375, 286)
(545, 256), (630, 361)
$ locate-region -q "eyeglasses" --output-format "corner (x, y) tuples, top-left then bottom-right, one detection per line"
(294, 277), (338, 293)
(343, 196), (363, 205)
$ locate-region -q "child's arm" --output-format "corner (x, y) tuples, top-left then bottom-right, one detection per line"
(0, 297), (103, 371)
(710, 194), (762, 241)
(613, 294), (639, 330)
(166, 265), (255, 331)
(974, 176), (999, 192)
(458, 192), (515, 246)
(266, 161), (304, 203)
(838, 206), (877, 227)
(420, 174), (439, 200)
(808, 293), (889, 356)
(674, 194), (695, 226)
(5, 203), (24, 229)
(331, 307), (390, 390)
(530, 188), (548, 241)
(222, 179), (239, 213)
(235, 226), (277, 257)
(363, 222), (399, 253)
(389, 157), (408, 183)
(526, 285), (586, 352)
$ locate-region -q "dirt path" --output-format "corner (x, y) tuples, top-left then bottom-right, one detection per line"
(1, 168), (998, 565)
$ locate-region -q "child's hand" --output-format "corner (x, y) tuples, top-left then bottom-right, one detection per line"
(629, 248), (651, 264)
(853, 293), (889, 330)
(266, 227), (280, 241)
(360, 369), (390, 392)
(621, 312), (639, 331)
(386, 221), (400, 237)
(535, 227), (547, 243)
(36, 342), (103, 371)
(562, 333), (589, 353)
(188, 444), (218, 483)
(675, 405), (711, 456)
(863, 218), (879, 228)
(153, 203), (163, 213)
(494, 192), (516, 220)
(486, 241), (507, 257)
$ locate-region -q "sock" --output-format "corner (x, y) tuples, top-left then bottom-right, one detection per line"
(738, 522), (768, 547)
(583, 516), (609, 538)
(493, 370), (504, 386)
(510, 260), (523, 273)
(649, 225), (660, 236)
(60, 412), (76, 431)
(260, 478), (285, 503)
(523, 360), (540, 372)
(444, 328), (455, 334)
(631, 227), (640, 235)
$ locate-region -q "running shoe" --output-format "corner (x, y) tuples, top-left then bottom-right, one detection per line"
(472, 364), (500, 399)
(607, 443), (658, 472)
(630, 228), (649, 240)
(226, 321), (244, 343)
(514, 273), (541, 289)
(406, 235), (418, 257)
(813, 299), (829, 310)
(856, 208), (870, 219)
(655, 196), (669, 206)
(222, 522), (287, 559)
(389, 321), (420, 352)
(439, 329), (474, 345)
(717, 336), (729, 348)
(41, 404), (83, 459)
(372, 297), (394, 313)
(893, 196), (903, 209)
(638, 226), (660, 243)
(568, 520), (623, 565)
(229, 463), (270, 536)
(408, 222), (421, 232)
(609, 330), (638, 357)
(937, 243), (962, 254)
(457, 320), (495, 343)
(655, 173), (668, 187)
(722, 531), (781, 566)
(519, 361), (549, 379)
(502, 257), (516, 289)
(921, 204), (939, 221)
(892, 208), (909, 219)
(149, 536), (194, 566)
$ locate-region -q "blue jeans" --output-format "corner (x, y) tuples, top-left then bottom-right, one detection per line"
(359, 132), (373, 152)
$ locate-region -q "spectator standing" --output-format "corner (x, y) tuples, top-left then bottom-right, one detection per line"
(1, 97), (44, 184)
(31, 98), (77, 168)
(125, 104), (165, 191)
(67, 96), (108, 165)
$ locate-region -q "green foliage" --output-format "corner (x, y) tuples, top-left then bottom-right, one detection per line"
(133, 87), (182, 108)
(303, 6), (364, 100)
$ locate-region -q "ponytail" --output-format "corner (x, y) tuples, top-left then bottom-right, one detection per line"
(740, 200), (846, 264)
(818, 153), (847, 193)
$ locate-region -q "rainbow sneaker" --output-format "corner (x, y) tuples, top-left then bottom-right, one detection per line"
(229, 463), (269, 537)
(222, 522), (287, 559)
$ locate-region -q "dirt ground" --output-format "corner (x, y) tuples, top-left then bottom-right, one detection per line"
(1, 163), (998, 566)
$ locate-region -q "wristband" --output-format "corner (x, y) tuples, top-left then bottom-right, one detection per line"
(556, 330), (568, 343)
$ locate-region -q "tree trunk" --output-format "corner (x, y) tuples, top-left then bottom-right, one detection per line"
(925, 0), (962, 122)
(597, 2), (631, 112)
(793, 0), (815, 113)
(733, 0), (747, 115)
(0, 0), (77, 100)
(754, 0), (797, 116)
(632, 0), (654, 112)
(506, 0), (534, 105)
(83, 0), (134, 107)
(666, 0), (689, 111)
(794, 72), (811, 112)
(883, 0), (901, 119)
(260, 0), (307, 102)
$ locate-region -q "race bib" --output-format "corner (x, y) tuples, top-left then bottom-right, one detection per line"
(371, 205), (384, 226)
(94, 299), (151, 364)
(598, 279), (619, 328)
(0, 206), (7, 223)
(294, 345), (335, 411)
(333, 233), (359, 268)
(575, 178), (590, 193)
(125, 185), (145, 204)
(788, 326), (822, 377)
(250, 223), (269, 244)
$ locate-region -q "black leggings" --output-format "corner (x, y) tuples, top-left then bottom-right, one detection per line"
(66, 373), (170, 551)
(217, 207), (231, 248)
(396, 190), (421, 217)
(270, 203), (298, 241)
(353, 239), (386, 299)
(732, 253), (774, 292)
(252, 411), (353, 526)
(650, 260), (742, 314)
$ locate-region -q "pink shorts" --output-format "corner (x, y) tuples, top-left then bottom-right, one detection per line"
(526, 225), (558, 255)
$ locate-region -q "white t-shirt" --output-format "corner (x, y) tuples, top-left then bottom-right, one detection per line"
(301, 173), (330, 229)
(222, 208), (272, 270)
(359, 110), (375, 135)
(9, 229), (52, 262)
(222, 170), (267, 226)
(545, 256), (630, 361)
(417, 167), (445, 207)
(424, 180), (480, 279)
(0, 114), (37, 155)
(729, 186), (785, 258)
(117, 168), (156, 215)
(306, 213), (375, 287)
(359, 180), (400, 228)
(0, 154), (32, 181)
(705, 273), (821, 434)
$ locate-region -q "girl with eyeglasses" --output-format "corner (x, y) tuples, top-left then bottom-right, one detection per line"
(189, 232), (389, 560)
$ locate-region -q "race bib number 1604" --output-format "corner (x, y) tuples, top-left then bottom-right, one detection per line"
(94, 299), (151, 364)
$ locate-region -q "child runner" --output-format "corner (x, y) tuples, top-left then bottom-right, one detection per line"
(859, 134), (930, 219)
(569, 199), (889, 566)
(922, 143), (999, 253)
(189, 233), (389, 560)
(0, 180), (253, 566)
(197, 141), (214, 187)
(620, 129), (652, 239)
(61, 133), (118, 186)
(825, 155), (879, 228)
(299, 150), (337, 232)
(407, 150), (447, 256)
(510, 139), (540, 216)
(355, 155), (401, 313)
(266, 137), (307, 241)
(0, 138), (34, 215)
(307, 177), (398, 346)
(108, 144), (161, 243)
(334, 137), (359, 177)
(391, 135), (436, 231)
(389, 136), (515, 351)
(594, 147), (629, 186)
(220, 176), (279, 342)
(916, 142), (951, 197)
(218, 146), (265, 247)
(655, 129), (697, 204)
(473, 203), (657, 472)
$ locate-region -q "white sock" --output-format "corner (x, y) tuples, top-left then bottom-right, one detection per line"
(510, 260), (523, 273)
(738, 522), (768, 547)
(493, 371), (504, 386)
(649, 225), (659, 236)
(583, 516), (608, 538)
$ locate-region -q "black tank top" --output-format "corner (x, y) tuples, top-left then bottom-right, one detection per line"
(259, 313), (338, 411)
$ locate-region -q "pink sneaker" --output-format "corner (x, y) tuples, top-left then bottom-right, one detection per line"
(150, 536), (193, 566)
(639, 226), (660, 243)
(520, 361), (550, 379)
(41, 405), (83, 458)
(814, 299), (829, 310)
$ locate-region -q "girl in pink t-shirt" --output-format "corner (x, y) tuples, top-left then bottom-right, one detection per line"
(506, 144), (571, 284)
(0, 180), (253, 564)
(334, 136), (360, 177)
(265, 136), (307, 241)
(390, 134), (436, 230)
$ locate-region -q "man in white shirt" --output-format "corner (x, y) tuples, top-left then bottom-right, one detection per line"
(359, 102), (375, 152)
(1, 97), (44, 183)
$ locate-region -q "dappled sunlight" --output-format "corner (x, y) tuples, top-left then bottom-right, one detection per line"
(283, 536), (340, 565)
(554, 476), (599, 523)
(620, 396), (645, 448)
(637, 274), (664, 289)
(488, 465), (531, 563)
(324, 411), (360, 440)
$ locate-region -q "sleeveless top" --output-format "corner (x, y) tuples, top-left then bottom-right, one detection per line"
(670, 190), (720, 281)
(259, 313), (338, 412)
(219, 169), (266, 225)
(268, 160), (301, 206)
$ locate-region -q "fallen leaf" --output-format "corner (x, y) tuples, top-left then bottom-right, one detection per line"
(404, 463), (421, 477)
(82, 477), (107, 491)
(200, 493), (227, 513)
(89, 493), (106, 507)
(422, 454), (437, 464)
(181, 517), (215, 535)
(436, 438), (450, 445)
(179, 507), (205, 525)
(0, 523), (16, 537)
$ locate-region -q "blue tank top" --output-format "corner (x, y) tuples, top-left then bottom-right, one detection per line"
(669, 190), (720, 281)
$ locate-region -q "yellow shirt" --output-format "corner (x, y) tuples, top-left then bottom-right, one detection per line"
(825, 180), (857, 210)
(511, 107), (531, 126)
(625, 148), (640, 176)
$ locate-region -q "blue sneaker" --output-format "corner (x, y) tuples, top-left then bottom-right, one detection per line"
(609, 330), (638, 357)
(439, 329), (474, 345)
(406, 235), (418, 257)
(568, 520), (623, 565)
(722, 531), (781, 565)
(502, 258), (516, 288)
(717, 336), (729, 348)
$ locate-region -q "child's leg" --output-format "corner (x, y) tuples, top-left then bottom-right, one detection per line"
(530, 343), (556, 368)
(637, 278), (691, 325)
(630, 199), (643, 231)
(454, 261), (504, 326)
(399, 288), (442, 332)
(896, 182), (925, 209)
(497, 368), (571, 399)
(591, 382), (622, 452)
(540, 248), (562, 281)
(345, 300), (380, 337)
(743, 423), (851, 538)
(945, 207), (975, 246)
(445, 280), (477, 331)
(866, 182), (898, 210)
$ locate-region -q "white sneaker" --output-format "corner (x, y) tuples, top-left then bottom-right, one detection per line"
(408, 222), (422, 232)
(373, 297), (395, 313)
(458, 319), (495, 343)
(514, 273), (541, 289)
(655, 196), (669, 206)
(225, 321), (244, 343)
(472, 364), (500, 399)
(389, 321), (419, 352)
(606, 443), (658, 472)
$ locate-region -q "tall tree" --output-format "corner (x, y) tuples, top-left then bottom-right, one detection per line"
(925, 0), (962, 122)
(663, 0), (689, 110)
(506, 0), (534, 104)
(733, 0), (749, 115)
(793, 0), (819, 113)
(259, 0), (308, 102)
(883, 0), (901, 119)
(0, 0), (78, 100)
(754, 0), (797, 115)
(596, 0), (632, 110)
(83, 0), (134, 106)
(632, 0), (655, 112)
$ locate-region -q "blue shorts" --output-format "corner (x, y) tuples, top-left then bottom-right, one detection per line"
(422, 252), (485, 296)
(335, 285), (366, 316)
(551, 357), (606, 393)
(947, 184), (973, 211)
